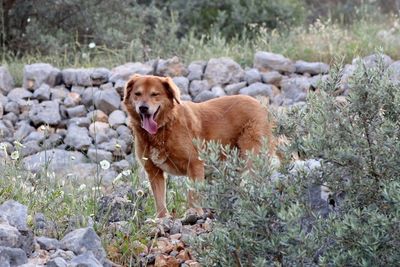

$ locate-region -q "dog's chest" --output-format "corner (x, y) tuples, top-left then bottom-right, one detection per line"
(149, 145), (183, 175)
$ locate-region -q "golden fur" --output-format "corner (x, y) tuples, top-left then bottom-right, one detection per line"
(123, 74), (276, 217)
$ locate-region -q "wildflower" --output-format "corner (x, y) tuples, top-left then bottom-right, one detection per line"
(112, 173), (123, 185)
(100, 160), (110, 170)
(78, 184), (86, 191)
(136, 189), (144, 198)
(115, 143), (121, 149)
(122, 169), (131, 176)
(13, 140), (25, 148)
(10, 151), (19, 160)
(88, 42), (96, 49)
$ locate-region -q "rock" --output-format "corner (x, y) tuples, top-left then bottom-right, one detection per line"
(97, 138), (127, 155)
(239, 82), (274, 98)
(29, 100), (61, 126)
(388, 61), (400, 84)
(295, 60), (330, 75)
(114, 79), (126, 97)
(24, 131), (45, 143)
(112, 159), (130, 172)
(93, 88), (120, 115)
(20, 140), (42, 157)
(23, 149), (87, 173)
(14, 121), (35, 141)
(189, 80), (211, 97)
(71, 85), (85, 95)
(7, 88), (33, 102)
(155, 254), (180, 267)
(353, 54), (393, 69)
(66, 105), (87, 118)
(87, 110), (108, 123)
(280, 77), (311, 102)
(211, 86), (226, 97)
(5, 101), (19, 114)
(32, 83), (51, 101)
(254, 51), (295, 73)
(0, 200), (28, 231)
(2, 113), (18, 126)
(108, 110), (126, 128)
(339, 64), (356, 93)
(0, 223), (21, 248)
(87, 148), (113, 163)
(170, 220), (183, 235)
(109, 62), (153, 83)
(0, 66), (14, 95)
(224, 82), (247, 95)
(46, 257), (68, 267)
(62, 68), (92, 87)
(172, 77), (189, 95)
(50, 249), (76, 261)
(68, 117), (91, 128)
(180, 94), (192, 101)
(64, 92), (81, 107)
(88, 122), (117, 144)
(156, 57), (188, 77)
(23, 63), (61, 90)
(261, 71), (283, 85)
(0, 246), (28, 266)
(90, 68), (111, 86)
(193, 90), (216, 103)
(204, 58), (244, 86)
(70, 251), (103, 267)
(0, 121), (12, 139)
(0, 102), (3, 119)
(50, 86), (69, 101)
(60, 227), (106, 263)
(244, 68), (261, 84)
(81, 87), (99, 108)
(36, 236), (60, 251)
(64, 125), (92, 150)
(42, 133), (64, 149)
(187, 61), (206, 81)
(116, 125), (133, 147)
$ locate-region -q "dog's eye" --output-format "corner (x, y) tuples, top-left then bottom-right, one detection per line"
(151, 93), (160, 97)
(134, 92), (141, 96)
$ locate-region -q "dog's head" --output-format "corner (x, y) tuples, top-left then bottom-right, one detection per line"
(123, 74), (181, 135)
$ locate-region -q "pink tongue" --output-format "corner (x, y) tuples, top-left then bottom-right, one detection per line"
(142, 115), (158, 135)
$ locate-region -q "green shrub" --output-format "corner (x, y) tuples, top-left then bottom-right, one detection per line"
(192, 57), (400, 266)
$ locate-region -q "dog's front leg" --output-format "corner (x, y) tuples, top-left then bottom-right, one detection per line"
(144, 161), (169, 218)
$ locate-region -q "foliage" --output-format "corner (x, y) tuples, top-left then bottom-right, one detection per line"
(192, 58), (400, 266)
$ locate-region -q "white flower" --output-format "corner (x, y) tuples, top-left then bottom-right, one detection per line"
(10, 151), (19, 160)
(112, 173), (123, 185)
(122, 169), (131, 176)
(100, 160), (110, 170)
(27, 17), (31, 23)
(88, 42), (96, 49)
(115, 143), (121, 149)
(13, 140), (25, 148)
(136, 189), (144, 198)
(78, 184), (86, 191)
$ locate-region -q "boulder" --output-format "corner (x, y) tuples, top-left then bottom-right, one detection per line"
(7, 88), (32, 102)
(172, 76), (189, 95)
(108, 110), (126, 128)
(29, 100), (61, 126)
(64, 125), (92, 150)
(62, 68), (92, 87)
(204, 58), (244, 86)
(90, 68), (111, 86)
(87, 148), (113, 163)
(187, 61), (206, 81)
(0, 66), (14, 95)
(36, 236), (61, 251)
(109, 62), (153, 83)
(388, 60), (400, 84)
(244, 68), (261, 84)
(239, 82), (274, 98)
(295, 60), (329, 75)
(254, 51), (295, 73)
(0, 200), (28, 231)
(193, 91), (216, 103)
(261, 71), (283, 85)
(23, 63), (61, 90)
(0, 246), (28, 266)
(66, 105), (87, 118)
(64, 92), (81, 108)
(189, 80), (211, 97)
(0, 223), (21, 248)
(81, 87), (99, 108)
(280, 77), (311, 102)
(353, 54), (393, 69)
(14, 121), (35, 141)
(93, 89), (120, 115)
(69, 251), (103, 267)
(32, 84), (51, 101)
(156, 57), (188, 77)
(224, 82), (247, 95)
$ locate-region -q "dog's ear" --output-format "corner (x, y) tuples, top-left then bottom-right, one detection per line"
(123, 74), (142, 105)
(162, 77), (181, 104)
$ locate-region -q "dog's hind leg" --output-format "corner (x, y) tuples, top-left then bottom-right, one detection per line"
(187, 159), (205, 216)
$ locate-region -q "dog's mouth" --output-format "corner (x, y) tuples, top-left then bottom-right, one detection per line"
(140, 106), (160, 135)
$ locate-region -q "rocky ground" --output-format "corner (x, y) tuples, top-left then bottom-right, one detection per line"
(1, 51), (400, 266)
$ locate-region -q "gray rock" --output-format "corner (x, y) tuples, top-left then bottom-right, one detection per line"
(64, 125), (92, 150)
(0, 102), (2, 119)
(193, 91), (216, 103)
(0, 223), (20, 248)
(0, 66), (14, 95)
(340, 64), (356, 93)
(93, 88), (120, 115)
(71, 85), (85, 95)
(109, 62), (153, 83)
(280, 77), (311, 102)
(23, 63), (61, 90)
(388, 60), (400, 84)
(211, 86), (226, 97)
(224, 82), (247, 95)
(50, 249), (76, 261)
(2, 113), (18, 126)
(87, 148), (113, 163)
(114, 79), (126, 97)
(108, 110), (126, 128)
(46, 257), (67, 267)
(239, 82), (274, 98)
(81, 87), (99, 108)
(62, 68), (92, 87)
(112, 159), (130, 173)
(67, 117), (91, 128)
(7, 88), (32, 102)
(29, 100), (61, 126)
(20, 140), (42, 157)
(97, 138), (127, 155)
(254, 51), (295, 73)
(187, 61), (206, 81)
(23, 149), (87, 173)
(244, 68), (261, 84)
(70, 251), (102, 267)
(261, 71), (283, 85)
(170, 220), (183, 235)
(24, 131), (45, 143)
(32, 84), (51, 101)
(4, 101), (18, 115)
(0, 201), (28, 231)
(60, 227), (106, 262)
(50, 86), (69, 101)
(204, 58), (244, 86)
(180, 94), (192, 101)
(189, 80), (211, 97)
(90, 68), (111, 86)
(66, 105), (87, 118)
(172, 76), (189, 95)
(0, 92), (7, 106)
(353, 54), (393, 69)
(295, 60), (330, 75)
(63, 92), (81, 107)
(42, 133), (63, 149)
(14, 121), (35, 141)
(0, 121), (12, 139)
(89, 122), (117, 144)
(87, 110), (108, 123)
(156, 56), (188, 77)
(36, 236), (60, 251)
(116, 125), (133, 145)
(0, 246), (28, 267)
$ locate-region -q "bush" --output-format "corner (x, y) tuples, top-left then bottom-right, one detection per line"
(192, 58), (400, 266)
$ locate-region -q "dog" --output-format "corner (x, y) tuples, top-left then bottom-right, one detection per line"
(123, 74), (276, 218)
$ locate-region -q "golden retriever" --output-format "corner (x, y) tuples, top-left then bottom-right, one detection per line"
(123, 74), (276, 218)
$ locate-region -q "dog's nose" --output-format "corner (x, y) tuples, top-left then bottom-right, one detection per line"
(139, 105), (149, 114)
